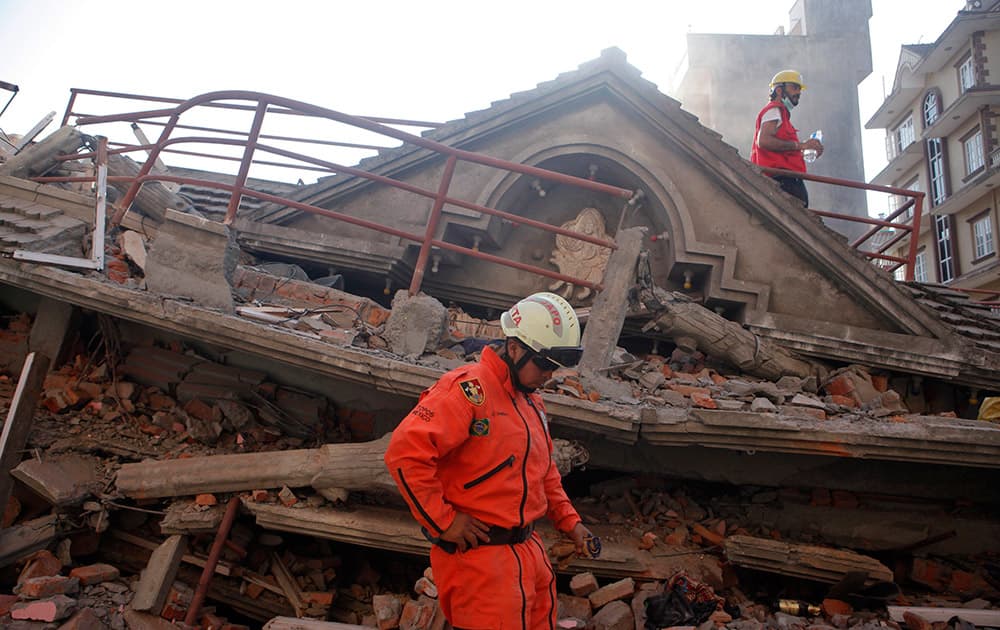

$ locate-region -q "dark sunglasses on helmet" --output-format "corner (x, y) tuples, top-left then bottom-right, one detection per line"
(530, 346), (583, 371)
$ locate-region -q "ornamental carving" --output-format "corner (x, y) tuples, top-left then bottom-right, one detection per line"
(548, 207), (610, 302)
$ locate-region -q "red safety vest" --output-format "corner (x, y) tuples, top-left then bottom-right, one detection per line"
(751, 101), (806, 173)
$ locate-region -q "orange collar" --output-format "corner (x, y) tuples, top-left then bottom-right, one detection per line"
(480, 345), (516, 397)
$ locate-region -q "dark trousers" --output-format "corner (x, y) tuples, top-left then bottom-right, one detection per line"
(771, 175), (809, 207)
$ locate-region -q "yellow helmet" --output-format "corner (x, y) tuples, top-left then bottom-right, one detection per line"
(769, 70), (806, 90)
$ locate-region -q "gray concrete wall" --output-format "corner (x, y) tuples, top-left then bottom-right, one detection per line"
(284, 95), (888, 331)
(675, 0), (873, 238)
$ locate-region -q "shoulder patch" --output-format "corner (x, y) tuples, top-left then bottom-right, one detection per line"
(469, 417), (490, 436)
(458, 378), (486, 406)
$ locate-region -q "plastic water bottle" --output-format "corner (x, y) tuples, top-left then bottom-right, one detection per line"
(803, 129), (822, 163)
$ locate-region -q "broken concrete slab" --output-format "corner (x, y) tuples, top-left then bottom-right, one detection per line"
(144, 209), (237, 312)
(11, 455), (99, 506)
(131, 534), (187, 614)
(724, 534), (893, 584)
(383, 291), (449, 357)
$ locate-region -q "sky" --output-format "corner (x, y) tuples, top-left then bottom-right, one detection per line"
(0, 0), (964, 212)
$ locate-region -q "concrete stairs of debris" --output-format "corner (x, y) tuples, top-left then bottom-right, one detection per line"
(0, 177), (89, 257)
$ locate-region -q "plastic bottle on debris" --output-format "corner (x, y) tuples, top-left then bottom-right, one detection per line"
(803, 130), (822, 163)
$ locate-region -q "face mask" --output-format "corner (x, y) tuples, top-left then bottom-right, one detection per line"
(782, 96), (796, 110)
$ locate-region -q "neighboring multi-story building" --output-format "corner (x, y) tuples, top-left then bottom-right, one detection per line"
(674, 0), (873, 238)
(867, 1), (1000, 295)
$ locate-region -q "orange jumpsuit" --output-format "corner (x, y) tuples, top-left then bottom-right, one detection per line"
(385, 346), (582, 630)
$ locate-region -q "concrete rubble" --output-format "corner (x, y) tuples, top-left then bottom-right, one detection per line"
(0, 290), (996, 628)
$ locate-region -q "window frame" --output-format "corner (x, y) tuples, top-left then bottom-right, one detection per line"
(958, 53), (976, 93)
(893, 115), (916, 158)
(914, 248), (928, 283)
(927, 137), (948, 206)
(922, 90), (942, 129)
(962, 126), (986, 177)
(934, 213), (958, 282)
(969, 208), (996, 263)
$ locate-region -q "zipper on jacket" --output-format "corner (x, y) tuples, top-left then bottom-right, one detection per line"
(463, 454), (515, 489)
(510, 394), (531, 528)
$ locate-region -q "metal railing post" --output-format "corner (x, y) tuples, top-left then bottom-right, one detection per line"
(109, 112), (180, 226)
(905, 193), (925, 282)
(224, 100), (268, 225)
(409, 155), (457, 296)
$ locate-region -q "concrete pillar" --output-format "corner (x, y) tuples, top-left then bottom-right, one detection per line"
(578, 227), (645, 374)
(144, 209), (237, 312)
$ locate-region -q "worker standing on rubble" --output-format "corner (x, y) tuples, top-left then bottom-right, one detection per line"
(750, 69), (824, 207)
(385, 291), (596, 629)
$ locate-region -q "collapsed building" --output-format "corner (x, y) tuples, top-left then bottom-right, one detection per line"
(0, 46), (996, 629)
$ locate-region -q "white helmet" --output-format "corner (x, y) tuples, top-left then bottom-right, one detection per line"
(500, 292), (583, 368)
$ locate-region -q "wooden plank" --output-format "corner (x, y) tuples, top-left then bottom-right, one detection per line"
(0, 352), (50, 510)
(271, 552), (306, 618)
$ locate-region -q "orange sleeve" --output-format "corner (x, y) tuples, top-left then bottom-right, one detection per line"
(536, 397), (582, 533)
(384, 377), (474, 536)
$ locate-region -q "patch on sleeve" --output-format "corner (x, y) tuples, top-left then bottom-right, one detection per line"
(469, 417), (490, 436)
(458, 378), (486, 406)
(412, 405), (435, 422)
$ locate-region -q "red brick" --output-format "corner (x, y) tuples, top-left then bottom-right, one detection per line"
(667, 383), (711, 398)
(250, 489), (270, 502)
(372, 594), (402, 630)
(160, 602), (187, 621)
(201, 611), (225, 629)
(823, 375), (855, 397)
(822, 599), (853, 616)
(18, 550), (62, 585)
(690, 392), (717, 409)
(195, 494), (218, 506)
(184, 399), (217, 422)
(399, 598), (435, 630)
(18, 575), (80, 599)
(69, 563), (120, 586)
(588, 577), (635, 609)
(11, 594), (77, 621)
(244, 582), (264, 599)
(302, 591), (334, 606)
(570, 572), (599, 597)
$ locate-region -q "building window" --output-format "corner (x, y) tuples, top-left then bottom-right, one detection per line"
(935, 214), (956, 282)
(964, 127), (985, 175)
(892, 177), (920, 220)
(959, 54), (975, 93)
(914, 250), (928, 282)
(923, 91), (941, 127)
(928, 138), (948, 206)
(895, 116), (915, 155)
(973, 212), (995, 260)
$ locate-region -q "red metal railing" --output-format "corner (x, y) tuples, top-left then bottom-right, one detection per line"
(760, 167), (925, 282)
(52, 89), (637, 296)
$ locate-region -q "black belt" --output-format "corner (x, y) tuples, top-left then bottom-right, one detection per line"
(423, 523), (534, 554)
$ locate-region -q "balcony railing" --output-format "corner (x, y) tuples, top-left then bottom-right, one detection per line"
(758, 167), (925, 282)
(36, 89), (640, 297)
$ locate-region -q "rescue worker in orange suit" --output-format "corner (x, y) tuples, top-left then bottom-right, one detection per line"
(385, 292), (597, 630)
(750, 69), (824, 207)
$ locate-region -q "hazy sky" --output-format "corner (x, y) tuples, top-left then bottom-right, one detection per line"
(0, 0), (962, 199)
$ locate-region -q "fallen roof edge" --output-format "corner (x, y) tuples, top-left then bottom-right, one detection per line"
(2, 260), (999, 468)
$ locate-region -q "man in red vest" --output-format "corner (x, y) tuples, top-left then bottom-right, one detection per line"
(750, 70), (824, 206)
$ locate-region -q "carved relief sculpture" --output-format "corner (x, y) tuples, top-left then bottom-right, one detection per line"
(548, 207), (611, 302)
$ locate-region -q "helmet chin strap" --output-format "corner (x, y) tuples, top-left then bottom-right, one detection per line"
(501, 342), (537, 393)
